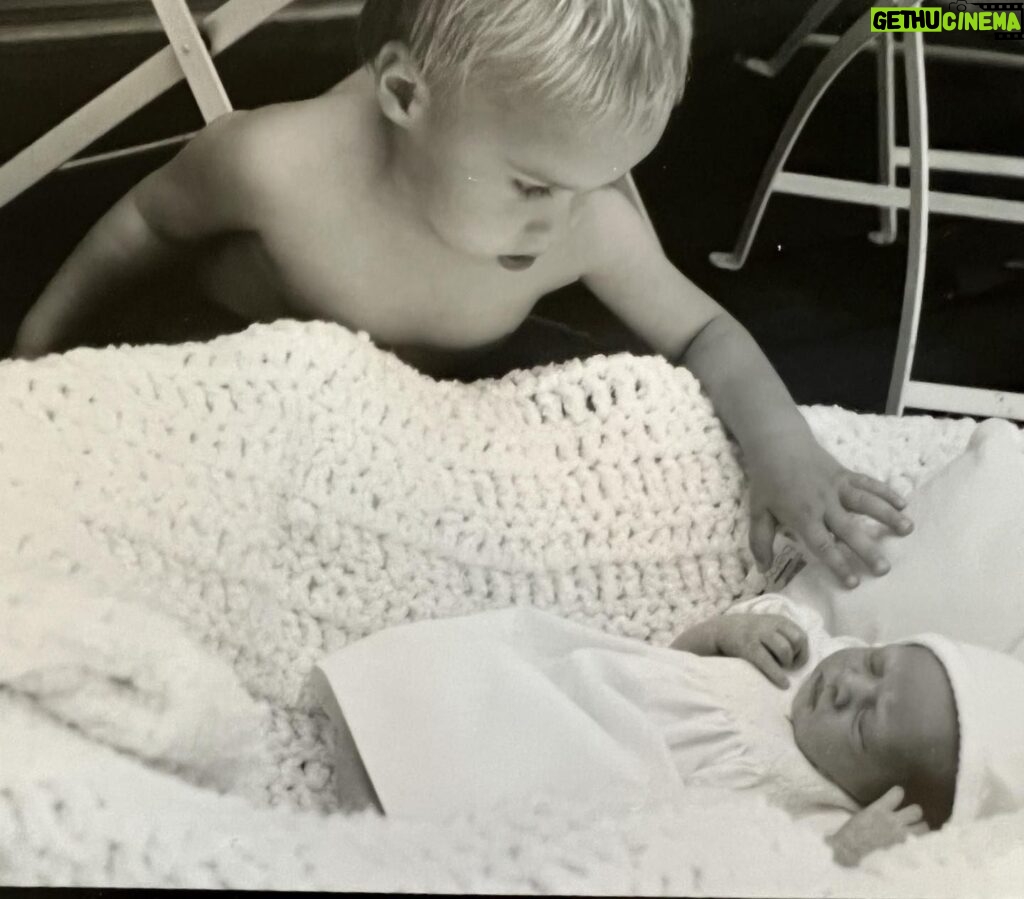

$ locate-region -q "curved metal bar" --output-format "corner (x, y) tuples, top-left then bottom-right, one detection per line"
(709, 9), (877, 271)
(886, 31), (931, 416)
(740, 0), (844, 78)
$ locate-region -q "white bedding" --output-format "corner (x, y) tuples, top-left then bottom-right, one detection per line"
(1, 320), (1020, 894)
(784, 417), (1024, 657)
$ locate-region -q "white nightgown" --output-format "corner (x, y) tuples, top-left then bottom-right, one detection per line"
(314, 594), (860, 827)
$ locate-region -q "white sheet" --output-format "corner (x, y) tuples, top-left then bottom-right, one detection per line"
(0, 563), (269, 797)
(784, 418), (1024, 658)
(315, 596), (859, 825)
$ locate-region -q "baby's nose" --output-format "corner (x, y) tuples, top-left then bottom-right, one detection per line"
(832, 670), (875, 708)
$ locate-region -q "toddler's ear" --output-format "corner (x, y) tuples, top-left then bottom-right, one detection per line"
(373, 41), (430, 125)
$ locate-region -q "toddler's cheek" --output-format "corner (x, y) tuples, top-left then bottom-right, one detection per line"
(437, 214), (516, 258)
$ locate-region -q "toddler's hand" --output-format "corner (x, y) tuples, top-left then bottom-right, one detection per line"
(673, 613), (808, 688)
(747, 437), (913, 589)
(827, 786), (929, 867)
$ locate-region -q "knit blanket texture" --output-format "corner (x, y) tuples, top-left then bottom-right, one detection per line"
(2, 320), (1021, 894)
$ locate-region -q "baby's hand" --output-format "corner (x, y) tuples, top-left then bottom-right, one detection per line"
(747, 437), (913, 589)
(714, 613), (808, 687)
(827, 786), (929, 867)
(672, 613), (808, 688)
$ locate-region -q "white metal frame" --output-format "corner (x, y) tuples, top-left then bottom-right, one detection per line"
(151, 0), (232, 122)
(715, 0), (1024, 421)
(739, 0), (845, 78)
(0, 0), (295, 209)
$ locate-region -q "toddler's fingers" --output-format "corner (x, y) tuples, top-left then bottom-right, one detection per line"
(908, 822), (930, 837)
(749, 509), (777, 572)
(11, 329), (44, 360)
(849, 473), (908, 511)
(830, 512), (891, 578)
(13, 306), (61, 360)
(827, 539), (860, 581)
(749, 645), (789, 688)
(802, 521), (858, 589)
(778, 619), (809, 667)
(840, 483), (913, 536)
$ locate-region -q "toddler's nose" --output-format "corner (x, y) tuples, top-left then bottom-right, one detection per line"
(525, 195), (573, 238)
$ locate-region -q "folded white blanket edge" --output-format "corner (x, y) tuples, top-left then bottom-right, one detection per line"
(1, 320), (1020, 895)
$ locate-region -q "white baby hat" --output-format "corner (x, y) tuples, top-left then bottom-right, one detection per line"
(909, 633), (1024, 824)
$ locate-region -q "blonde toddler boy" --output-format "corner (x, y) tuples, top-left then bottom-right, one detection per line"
(14, 0), (912, 584)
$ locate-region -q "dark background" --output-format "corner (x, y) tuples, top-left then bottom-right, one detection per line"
(1, 0), (1021, 411)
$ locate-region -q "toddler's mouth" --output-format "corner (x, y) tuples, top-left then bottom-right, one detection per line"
(498, 255), (537, 271)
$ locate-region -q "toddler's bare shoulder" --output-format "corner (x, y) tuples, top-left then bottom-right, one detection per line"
(204, 105), (318, 181)
(570, 185), (656, 272)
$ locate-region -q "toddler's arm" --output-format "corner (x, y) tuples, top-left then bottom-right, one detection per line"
(827, 786), (928, 867)
(13, 112), (266, 359)
(671, 612), (808, 687)
(577, 189), (913, 588)
(14, 188), (179, 358)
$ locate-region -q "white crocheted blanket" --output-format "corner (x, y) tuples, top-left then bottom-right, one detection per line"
(2, 320), (1021, 894)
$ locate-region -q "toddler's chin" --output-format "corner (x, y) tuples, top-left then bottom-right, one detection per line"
(428, 221), (503, 260)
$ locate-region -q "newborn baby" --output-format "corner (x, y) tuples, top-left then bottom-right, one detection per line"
(671, 611), (958, 864)
(314, 597), (1019, 867)
(792, 643), (957, 863)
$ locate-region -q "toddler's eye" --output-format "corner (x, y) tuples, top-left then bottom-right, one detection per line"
(513, 179), (552, 200)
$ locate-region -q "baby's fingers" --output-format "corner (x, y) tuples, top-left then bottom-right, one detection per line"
(765, 630), (796, 667)
(908, 822), (930, 837)
(749, 644), (790, 688)
(777, 619), (809, 668)
(874, 786), (906, 812)
(896, 803), (924, 825)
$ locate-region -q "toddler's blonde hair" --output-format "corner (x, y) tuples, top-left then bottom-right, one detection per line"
(358, 0), (694, 128)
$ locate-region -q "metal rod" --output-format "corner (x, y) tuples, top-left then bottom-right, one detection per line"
(773, 172), (1024, 224)
(0, 1), (361, 44)
(804, 31), (1024, 69)
(892, 147), (1024, 179)
(903, 381), (1024, 421)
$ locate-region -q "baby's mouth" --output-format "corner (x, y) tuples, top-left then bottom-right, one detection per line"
(497, 254), (537, 271)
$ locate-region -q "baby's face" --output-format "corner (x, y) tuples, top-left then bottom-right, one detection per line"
(400, 83), (667, 267)
(791, 645), (958, 806)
